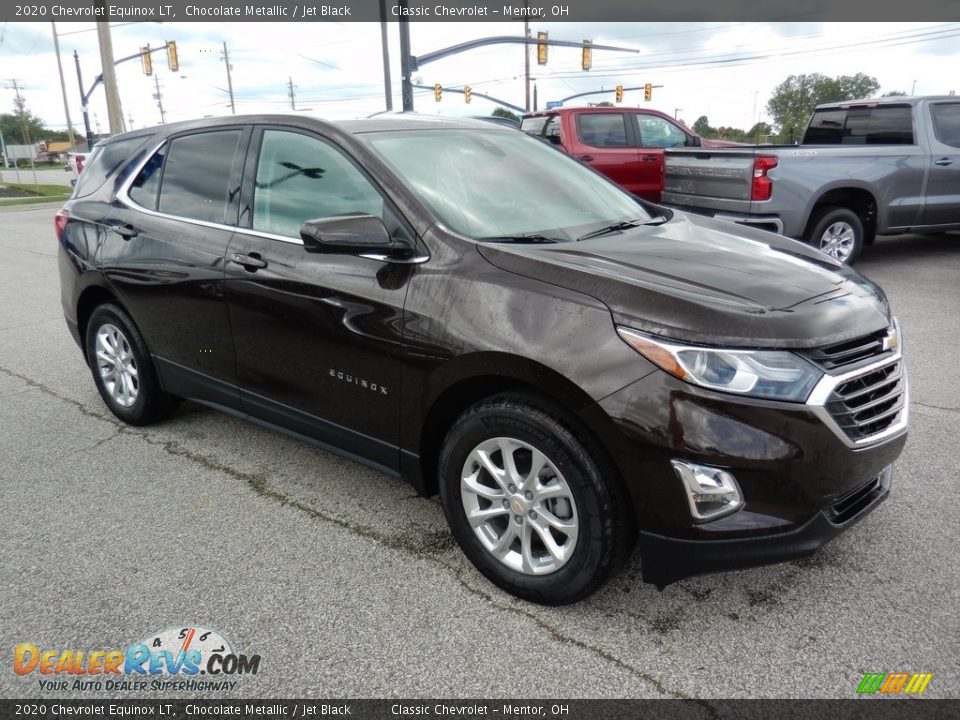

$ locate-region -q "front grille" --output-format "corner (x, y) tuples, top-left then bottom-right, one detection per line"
(825, 360), (905, 441)
(803, 328), (892, 371)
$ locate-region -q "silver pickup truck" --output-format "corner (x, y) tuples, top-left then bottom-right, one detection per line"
(661, 96), (960, 263)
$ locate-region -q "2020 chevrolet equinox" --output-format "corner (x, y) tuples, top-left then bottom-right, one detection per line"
(57, 115), (908, 604)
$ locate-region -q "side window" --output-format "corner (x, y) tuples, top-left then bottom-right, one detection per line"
(576, 114), (629, 148)
(844, 106), (913, 145)
(157, 130), (243, 224)
(637, 116), (688, 148)
(252, 130), (384, 239)
(931, 103), (960, 148)
(128, 146), (166, 211)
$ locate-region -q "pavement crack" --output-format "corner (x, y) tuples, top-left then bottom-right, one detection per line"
(913, 401), (960, 414)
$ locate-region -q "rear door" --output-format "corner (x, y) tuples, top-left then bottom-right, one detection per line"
(224, 126), (413, 473)
(112, 126), (250, 407)
(922, 101), (960, 227)
(569, 112), (644, 197)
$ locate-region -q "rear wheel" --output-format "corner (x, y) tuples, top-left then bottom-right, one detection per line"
(85, 304), (177, 425)
(438, 395), (632, 604)
(805, 205), (863, 264)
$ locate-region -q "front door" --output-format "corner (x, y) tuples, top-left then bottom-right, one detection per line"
(225, 127), (413, 472)
(571, 112), (643, 197)
(922, 101), (960, 227)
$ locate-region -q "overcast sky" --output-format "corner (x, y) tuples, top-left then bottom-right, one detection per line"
(2, 20), (959, 138)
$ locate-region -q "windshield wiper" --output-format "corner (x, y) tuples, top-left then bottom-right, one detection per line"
(576, 216), (668, 242)
(477, 234), (561, 244)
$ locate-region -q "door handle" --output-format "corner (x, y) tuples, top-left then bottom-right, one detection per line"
(231, 252), (268, 271)
(934, 158), (953, 166)
(641, 154), (659, 162)
(577, 155), (595, 162)
(110, 224), (139, 240)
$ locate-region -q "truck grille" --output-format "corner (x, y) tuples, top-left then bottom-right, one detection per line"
(825, 360), (905, 441)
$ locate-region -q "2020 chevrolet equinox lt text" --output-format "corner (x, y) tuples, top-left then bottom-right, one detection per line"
(57, 115), (908, 604)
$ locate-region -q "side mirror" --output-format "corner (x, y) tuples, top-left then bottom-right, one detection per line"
(688, 135), (702, 147)
(300, 214), (399, 256)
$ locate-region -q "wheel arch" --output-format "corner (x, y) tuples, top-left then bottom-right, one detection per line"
(804, 185), (879, 244)
(75, 284), (123, 361)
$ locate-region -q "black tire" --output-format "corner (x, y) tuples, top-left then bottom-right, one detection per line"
(804, 205), (864, 265)
(438, 394), (634, 605)
(85, 303), (177, 426)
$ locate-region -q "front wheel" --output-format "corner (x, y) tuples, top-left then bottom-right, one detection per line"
(438, 395), (633, 604)
(805, 205), (863, 264)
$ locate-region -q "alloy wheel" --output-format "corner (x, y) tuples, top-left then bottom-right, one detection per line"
(819, 221), (856, 262)
(95, 323), (140, 408)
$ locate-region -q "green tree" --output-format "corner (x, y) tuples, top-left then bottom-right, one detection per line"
(491, 107), (520, 122)
(766, 72), (880, 142)
(747, 121), (772, 142)
(692, 115), (713, 136)
(882, 90), (907, 97)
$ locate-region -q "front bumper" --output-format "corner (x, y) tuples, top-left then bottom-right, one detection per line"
(637, 465), (892, 587)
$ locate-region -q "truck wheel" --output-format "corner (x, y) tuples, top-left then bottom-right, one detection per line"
(805, 206), (863, 264)
(85, 303), (178, 426)
(438, 395), (633, 605)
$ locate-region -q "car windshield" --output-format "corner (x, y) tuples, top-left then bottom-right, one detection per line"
(359, 128), (650, 242)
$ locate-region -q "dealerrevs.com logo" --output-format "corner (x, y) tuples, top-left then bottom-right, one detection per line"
(14, 626), (261, 692)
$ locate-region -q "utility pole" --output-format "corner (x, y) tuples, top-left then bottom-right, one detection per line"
(221, 41), (236, 114)
(674, 107), (682, 119)
(128, 113), (134, 130)
(153, 75), (166, 124)
(5, 79), (31, 144)
(95, 17), (123, 135)
(378, 0), (392, 111)
(50, 23), (77, 148)
(524, 14), (531, 111)
(398, 0), (413, 112)
(287, 76), (296, 110)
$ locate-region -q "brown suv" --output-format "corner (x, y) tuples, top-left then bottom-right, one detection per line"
(57, 114), (908, 604)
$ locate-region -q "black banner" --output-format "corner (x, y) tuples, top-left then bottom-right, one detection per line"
(2, 699), (958, 720)
(4, 0), (960, 23)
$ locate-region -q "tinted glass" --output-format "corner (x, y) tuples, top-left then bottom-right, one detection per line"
(931, 103), (960, 148)
(804, 106), (914, 145)
(577, 114), (629, 148)
(128, 146), (165, 210)
(73, 136), (149, 198)
(637, 116), (688, 148)
(362, 129), (648, 241)
(157, 130), (242, 224)
(252, 130), (383, 239)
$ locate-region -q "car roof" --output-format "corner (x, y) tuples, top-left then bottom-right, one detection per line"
(814, 95), (959, 110)
(97, 112), (511, 147)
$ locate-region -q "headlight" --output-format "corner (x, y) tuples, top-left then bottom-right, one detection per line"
(617, 327), (822, 402)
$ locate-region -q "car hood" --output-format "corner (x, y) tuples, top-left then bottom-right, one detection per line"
(477, 211), (891, 348)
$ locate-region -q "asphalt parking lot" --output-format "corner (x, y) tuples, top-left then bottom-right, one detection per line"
(1, 203), (958, 700)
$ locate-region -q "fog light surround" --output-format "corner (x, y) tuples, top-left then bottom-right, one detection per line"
(671, 460), (743, 522)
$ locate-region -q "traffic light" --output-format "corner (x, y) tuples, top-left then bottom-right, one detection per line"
(434, 84), (442, 102)
(166, 41), (179, 72)
(581, 40), (592, 71)
(644, 83), (653, 101)
(537, 31), (548, 65)
(464, 86), (472, 104)
(140, 45), (153, 75)
(615, 85), (624, 103)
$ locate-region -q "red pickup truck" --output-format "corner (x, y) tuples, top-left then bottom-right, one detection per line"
(521, 106), (729, 202)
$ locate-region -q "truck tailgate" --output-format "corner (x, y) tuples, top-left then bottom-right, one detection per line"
(662, 148), (759, 213)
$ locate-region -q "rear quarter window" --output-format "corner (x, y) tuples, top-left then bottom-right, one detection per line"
(72, 135), (153, 198)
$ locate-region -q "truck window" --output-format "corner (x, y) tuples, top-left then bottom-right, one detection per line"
(576, 114), (629, 148)
(520, 115), (562, 145)
(637, 116), (688, 148)
(804, 106), (914, 145)
(931, 103), (960, 148)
